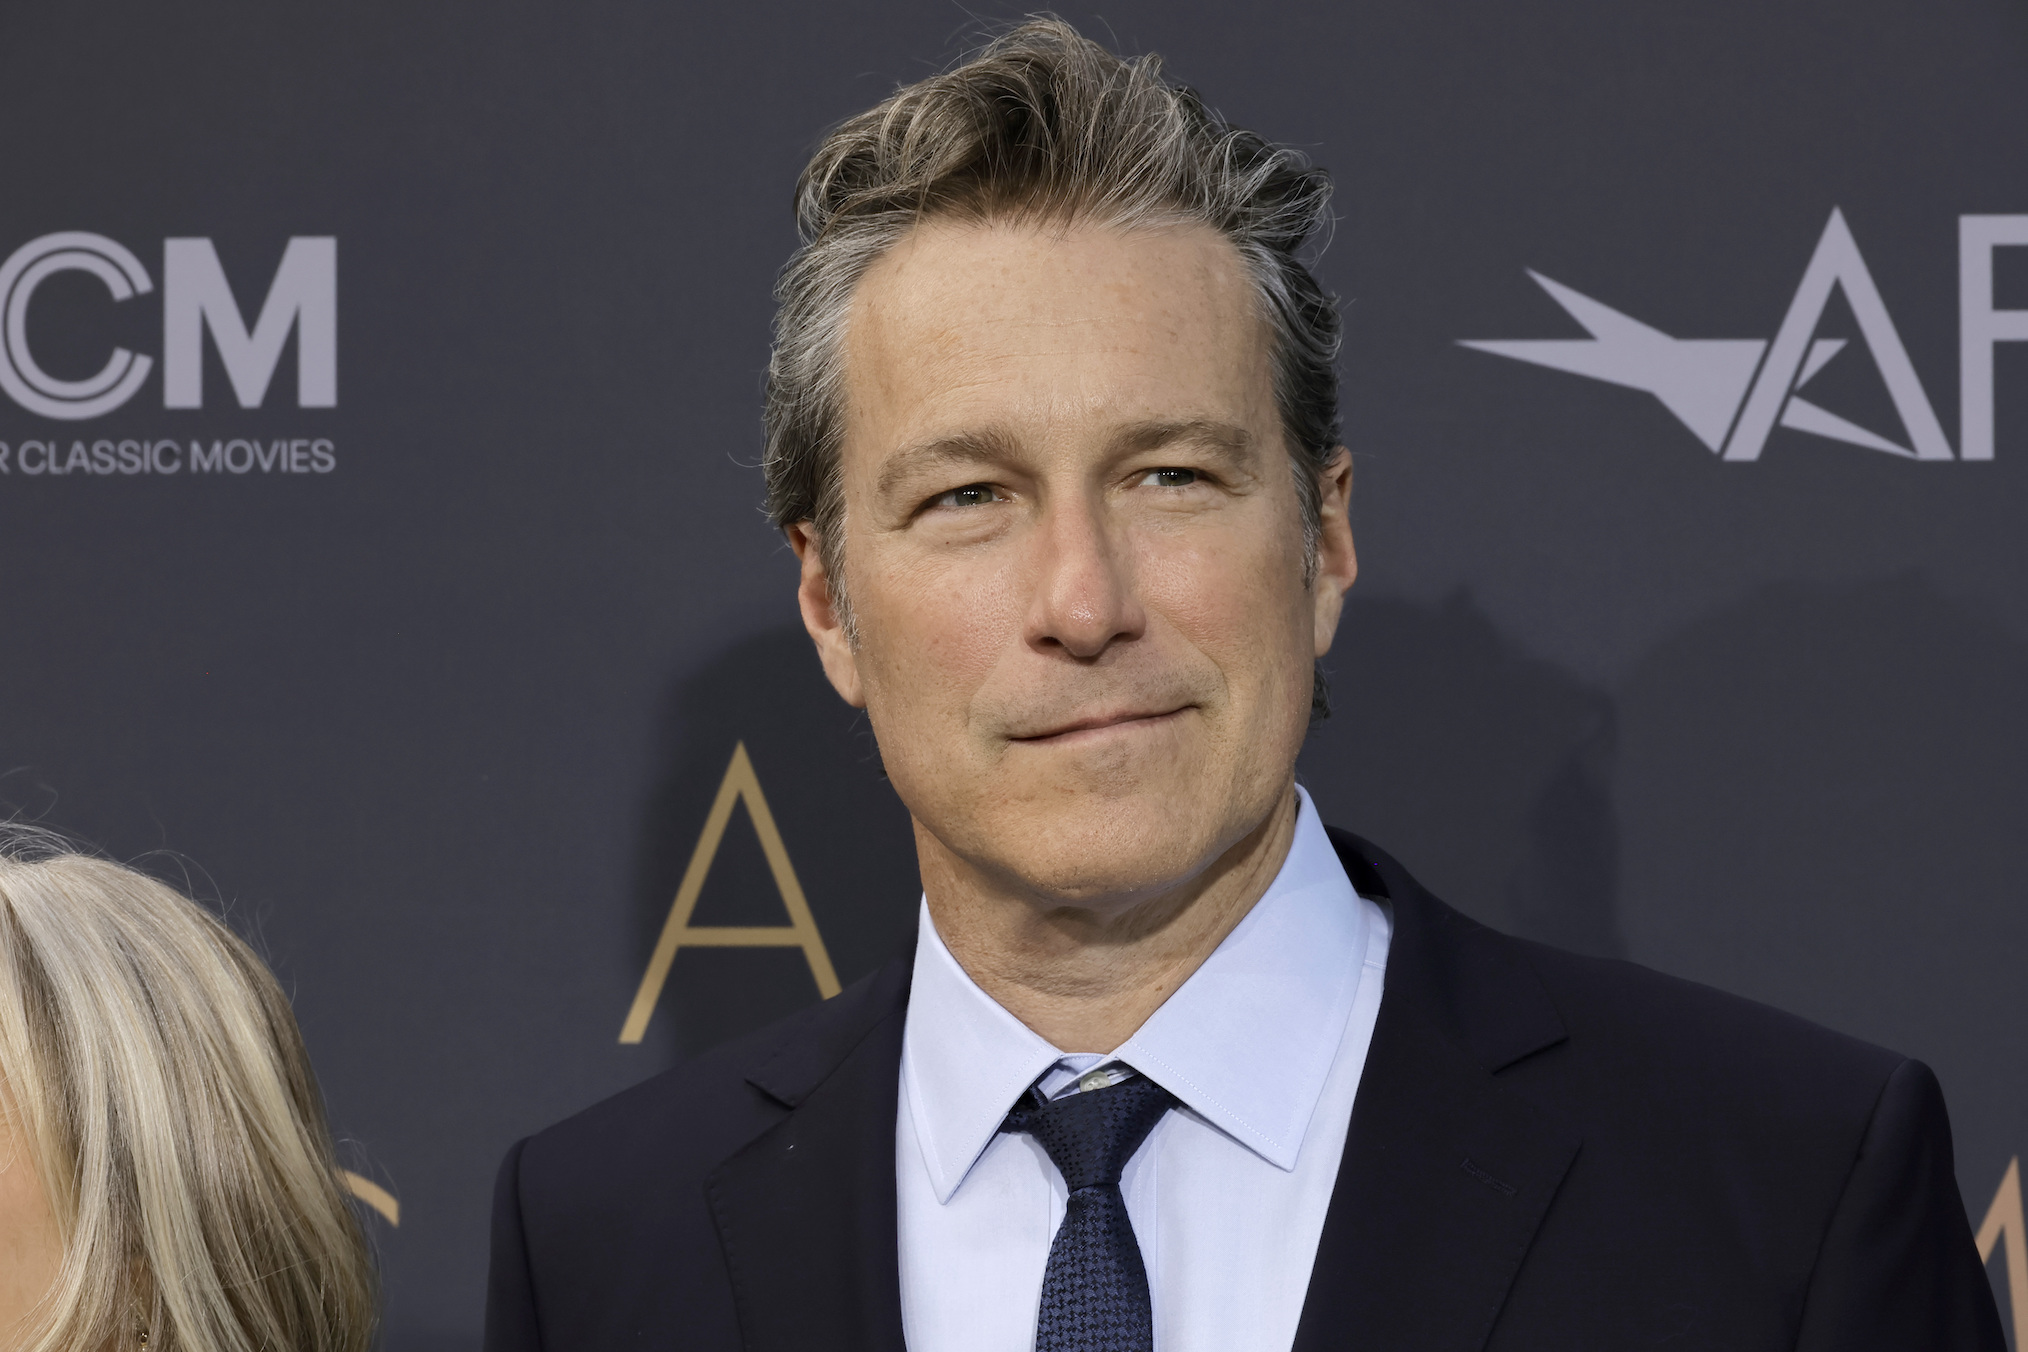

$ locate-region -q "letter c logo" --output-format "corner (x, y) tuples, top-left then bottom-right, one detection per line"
(0, 232), (154, 420)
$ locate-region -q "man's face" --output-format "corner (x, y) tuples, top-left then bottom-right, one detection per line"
(794, 220), (1354, 910)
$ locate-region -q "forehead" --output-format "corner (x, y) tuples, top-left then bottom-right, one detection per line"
(839, 220), (1273, 453)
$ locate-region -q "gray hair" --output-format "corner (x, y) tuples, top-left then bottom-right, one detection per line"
(0, 828), (377, 1352)
(761, 17), (1342, 602)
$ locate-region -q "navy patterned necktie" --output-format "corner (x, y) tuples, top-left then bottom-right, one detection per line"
(1002, 1073), (1177, 1352)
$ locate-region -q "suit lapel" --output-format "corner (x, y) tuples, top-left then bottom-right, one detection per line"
(1292, 833), (1583, 1352)
(707, 951), (913, 1352)
(701, 833), (1578, 1352)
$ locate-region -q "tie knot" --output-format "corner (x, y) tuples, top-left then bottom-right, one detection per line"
(1002, 1073), (1176, 1192)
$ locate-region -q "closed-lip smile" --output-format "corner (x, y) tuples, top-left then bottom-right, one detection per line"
(1010, 706), (1191, 744)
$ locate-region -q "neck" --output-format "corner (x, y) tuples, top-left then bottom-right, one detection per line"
(918, 787), (1302, 1053)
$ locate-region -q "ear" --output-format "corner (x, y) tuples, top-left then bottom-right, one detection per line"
(1310, 448), (1357, 656)
(788, 522), (868, 708)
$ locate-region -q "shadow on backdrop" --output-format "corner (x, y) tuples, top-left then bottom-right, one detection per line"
(1612, 572), (2028, 1239)
(626, 593), (1627, 1068)
(628, 625), (919, 1063)
(387, 1334), (480, 1352)
(1300, 591), (1624, 958)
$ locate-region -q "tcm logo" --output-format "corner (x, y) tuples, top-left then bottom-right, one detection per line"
(1462, 211), (2028, 461)
(0, 231), (335, 420)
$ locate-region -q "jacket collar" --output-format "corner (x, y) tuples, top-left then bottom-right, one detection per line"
(902, 787), (1372, 1199)
(706, 947), (914, 1352)
(1291, 829), (1580, 1352)
(703, 827), (1580, 1352)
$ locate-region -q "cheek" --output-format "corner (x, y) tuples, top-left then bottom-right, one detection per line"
(1139, 522), (1312, 693)
(852, 546), (1023, 726)
(0, 1139), (62, 1316)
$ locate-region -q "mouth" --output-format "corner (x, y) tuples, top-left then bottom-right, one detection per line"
(1009, 705), (1193, 746)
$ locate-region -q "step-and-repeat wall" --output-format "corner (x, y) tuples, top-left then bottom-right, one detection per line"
(3, 1), (2024, 1345)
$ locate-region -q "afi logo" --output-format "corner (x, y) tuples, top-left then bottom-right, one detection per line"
(0, 232), (336, 420)
(1462, 211), (2028, 461)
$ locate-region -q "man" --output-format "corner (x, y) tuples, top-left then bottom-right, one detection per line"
(486, 21), (2004, 1351)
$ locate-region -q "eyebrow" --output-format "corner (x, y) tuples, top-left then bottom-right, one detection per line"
(874, 418), (1257, 501)
(1106, 418), (1255, 462)
(875, 429), (1023, 500)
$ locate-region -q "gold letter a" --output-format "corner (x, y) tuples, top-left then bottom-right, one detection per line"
(618, 742), (841, 1043)
(1978, 1156), (2028, 1350)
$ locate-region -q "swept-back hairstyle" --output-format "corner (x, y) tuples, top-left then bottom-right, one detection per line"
(0, 829), (376, 1352)
(762, 15), (1342, 589)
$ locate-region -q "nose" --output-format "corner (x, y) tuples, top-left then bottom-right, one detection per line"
(1023, 491), (1145, 660)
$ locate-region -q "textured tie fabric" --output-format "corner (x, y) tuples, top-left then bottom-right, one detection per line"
(1002, 1073), (1177, 1352)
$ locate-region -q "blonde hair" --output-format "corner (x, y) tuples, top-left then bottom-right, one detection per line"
(0, 828), (376, 1352)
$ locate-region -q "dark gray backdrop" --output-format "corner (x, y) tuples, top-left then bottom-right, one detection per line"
(2, 1), (2024, 1346)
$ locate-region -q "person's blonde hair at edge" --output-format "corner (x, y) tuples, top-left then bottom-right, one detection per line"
(0, 827), (376, 1352)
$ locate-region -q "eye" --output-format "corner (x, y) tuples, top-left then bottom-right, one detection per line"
(931, 483), (1002, 509)
(1137, 467), (1199, 488)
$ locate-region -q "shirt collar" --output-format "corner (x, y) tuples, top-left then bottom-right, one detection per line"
(900, 787), (1369, 1202)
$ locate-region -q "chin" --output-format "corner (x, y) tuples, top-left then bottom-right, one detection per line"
(895, 704), (1301, 905)
(981, 789), (1237, 905)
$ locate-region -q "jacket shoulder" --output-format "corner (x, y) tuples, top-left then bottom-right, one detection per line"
(1333, 825), (1905, 1111)
(1333, 828), (1941, 1339)
(511, 952), (907, 1275)
(518, 950), (911, 1202)
(492, 954), (912, 1350)
(519, 1008), (798, 1197)
(1511, 934), (1904, 1109)
(1329, 828), (2003, 1345)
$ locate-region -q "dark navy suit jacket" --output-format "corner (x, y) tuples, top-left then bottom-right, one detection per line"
(485, 829), (2005, 1351)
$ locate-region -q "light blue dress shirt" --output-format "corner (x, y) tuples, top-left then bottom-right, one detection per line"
(896, 788), (1392, 1352)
